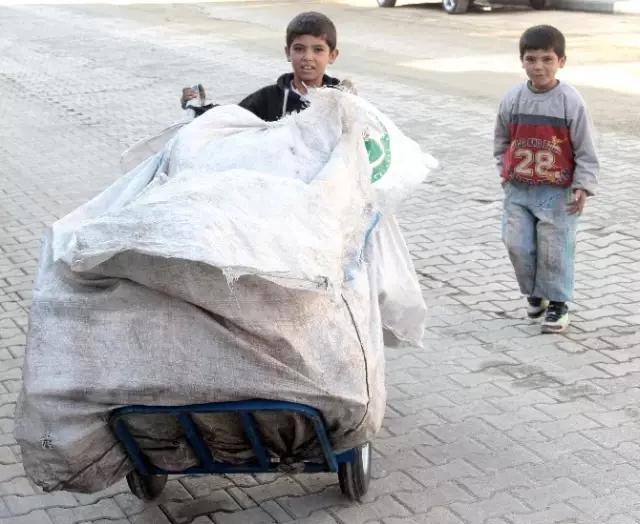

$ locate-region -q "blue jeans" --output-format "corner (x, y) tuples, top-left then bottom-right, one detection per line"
(502, 181), (578, 303)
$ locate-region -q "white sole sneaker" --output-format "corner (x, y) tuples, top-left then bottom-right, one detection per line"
(541, 312), (570, 334)
(527, 299), (550, 319)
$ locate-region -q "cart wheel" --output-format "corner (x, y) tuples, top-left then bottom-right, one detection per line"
(338, 442), (372, 502)
(126, 471), (168, 501)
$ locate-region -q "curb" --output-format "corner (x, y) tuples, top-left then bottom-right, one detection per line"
(553, 0), (640, 13)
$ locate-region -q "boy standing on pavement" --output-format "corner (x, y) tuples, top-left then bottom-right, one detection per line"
(180, 11), (341, 122)
(494, 25), (599, 334)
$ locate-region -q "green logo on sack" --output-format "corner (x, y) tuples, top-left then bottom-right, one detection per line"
(365, 123), (391, 183)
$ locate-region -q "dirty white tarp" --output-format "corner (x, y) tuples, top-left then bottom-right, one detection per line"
(15, 88), (433, 492)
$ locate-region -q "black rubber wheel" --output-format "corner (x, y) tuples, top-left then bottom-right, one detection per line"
(126, 471), (168, 501)
(529, 0), (551, 8)
(338, 442), (372, 502)
(442, 0), (470, 13)
(377, 0), (397, 6)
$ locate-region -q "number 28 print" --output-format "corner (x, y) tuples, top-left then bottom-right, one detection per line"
(513, 148), (556, 178)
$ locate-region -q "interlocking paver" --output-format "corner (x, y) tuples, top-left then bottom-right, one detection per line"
(407, 460), (481, 489)
(258, 501), (291, 524)
(506, 503), (581, 524)
(212, 507), (275, 524)
(371, 450), (433, 479)
(163, 491), (239, 524)
(363, 471), (424, 501)
(513, 477), (592, 511)
(0, 511), (54, 524)
(242, 478), (305, 505)
(277, 487), (346, 519)
(569, 487), (640, 520)
(459, 468), (535, 499)
(47, 499), (126, 524)
(286, 511), (337, 524)
(383, 509), (466, 524)
(333, 495), (411, 523)
(395, 481), (475, 513)
(128, 507), (173, 524)
(449, 493), (531, 524)
(2, 1), (640, 523)
(4, 492), (78, 516)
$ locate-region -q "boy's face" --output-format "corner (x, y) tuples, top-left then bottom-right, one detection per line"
(285, 35), (338, 88)
(521, 48), (566, 91)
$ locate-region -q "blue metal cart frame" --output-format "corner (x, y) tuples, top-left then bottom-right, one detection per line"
(109, 399), (372, 502)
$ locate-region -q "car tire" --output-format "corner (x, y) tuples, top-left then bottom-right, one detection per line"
(377, 0), (397, 6)
(442, 0), (470, 13)
(529, 0), (551, 8)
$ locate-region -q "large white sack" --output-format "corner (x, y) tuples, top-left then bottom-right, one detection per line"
(63, 96), (375, 293)
(120, 121), (185, 175)
(118, 87), (431, 343)
(15, 88), (431, 493)
(120, 86), (439, 210)
(370, 215), (427, 346)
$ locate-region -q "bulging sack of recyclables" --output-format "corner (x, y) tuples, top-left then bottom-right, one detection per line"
(15, 88), (433, 492)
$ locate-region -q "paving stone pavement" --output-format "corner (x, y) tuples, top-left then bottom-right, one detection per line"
(1, 2), (640, 523)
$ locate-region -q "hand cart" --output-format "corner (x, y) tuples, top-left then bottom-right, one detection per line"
(109, 399), (372, 502)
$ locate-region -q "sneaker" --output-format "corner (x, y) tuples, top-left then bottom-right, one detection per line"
(541, 302), (570, 334)
(527, 297), (549, 319)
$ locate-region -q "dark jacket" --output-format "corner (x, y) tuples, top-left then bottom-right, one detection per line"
(193, 73), (341, 122)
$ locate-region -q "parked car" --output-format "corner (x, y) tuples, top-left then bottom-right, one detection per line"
(376, 0), (549, 14)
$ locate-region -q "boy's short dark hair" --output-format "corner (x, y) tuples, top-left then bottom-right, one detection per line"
(286, 12), (337, 51)
(519, 25), (566, 59)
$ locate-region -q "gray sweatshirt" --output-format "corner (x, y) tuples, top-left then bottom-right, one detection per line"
(494, 81), (599, 195)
